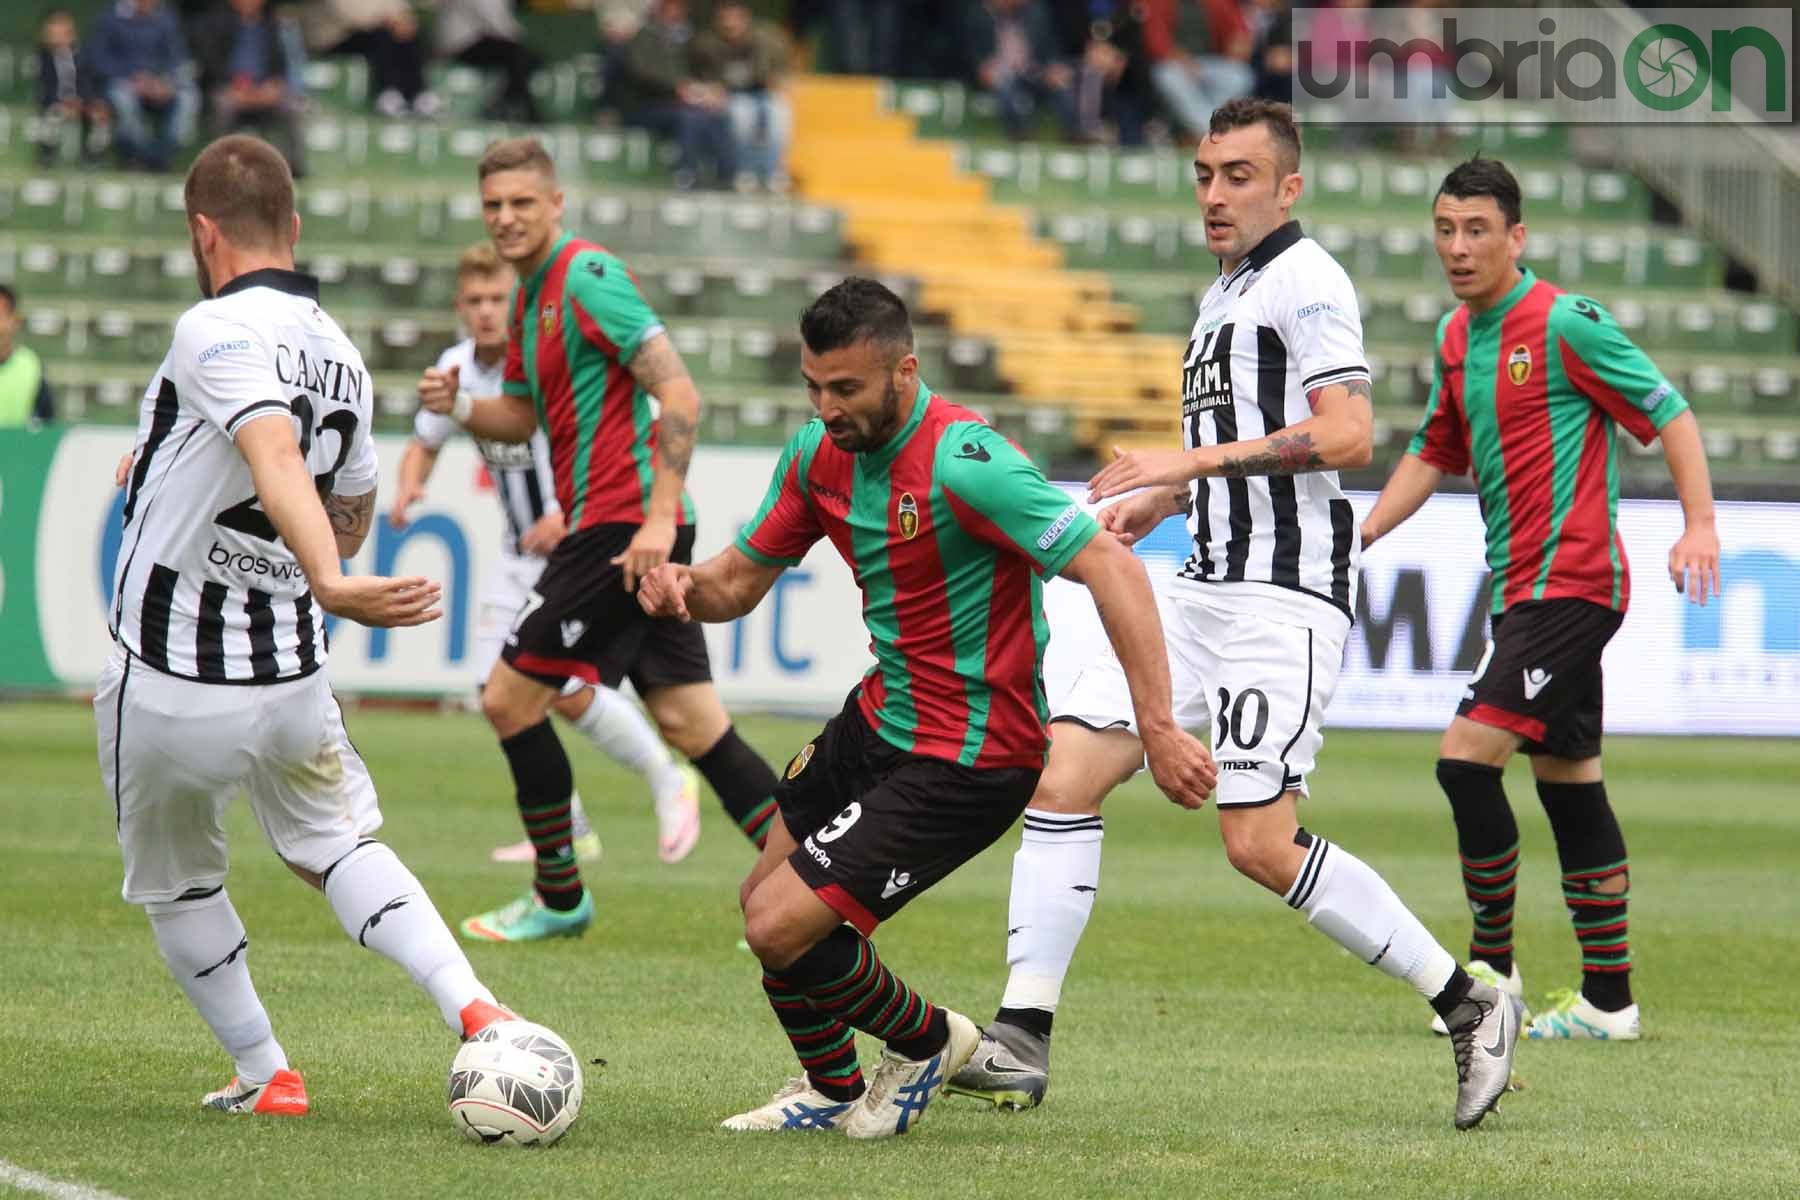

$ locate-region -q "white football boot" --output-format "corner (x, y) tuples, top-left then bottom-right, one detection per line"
(843, 1009), (979, 1140)
(721, 1077), (856, 1132)
(1527, 988), (1641, 1040)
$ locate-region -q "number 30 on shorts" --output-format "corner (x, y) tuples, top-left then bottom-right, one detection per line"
(1214, 687), (1270, 750)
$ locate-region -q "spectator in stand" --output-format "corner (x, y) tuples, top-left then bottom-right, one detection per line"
(89, 0), (199, 171)
(619, 0), (738, 190)
(0, 286), (56, 430)
(965, 0), (1078, 142)
(1143, 0), (1254, 139)
(1248, 0), (1292, 103)
(191, 0), (309, 176)
(303, 0), (441, 118)
(36, 8), (111, 167)
(1050, 0), (1155, 146)
(691, 0), (791, 191)
(437, 0), (544, 123)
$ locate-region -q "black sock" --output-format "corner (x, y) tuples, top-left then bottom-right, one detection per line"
(1429, 964), (1476, 1018)
(693, 725), (780, 848)
(501, 720), (583, 911)
(1538, 778), (1632, 1011)
(1436, 758), (1519, 976)
(994, 1006), (1053, 1039)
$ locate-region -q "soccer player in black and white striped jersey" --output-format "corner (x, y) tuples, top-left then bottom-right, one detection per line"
(96, 135), (519, 1117)
(948, 101), (1520, 1130)
(392, 244), (702, 867)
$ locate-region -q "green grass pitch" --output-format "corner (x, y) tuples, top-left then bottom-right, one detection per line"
(2, 702), (1796, 1199)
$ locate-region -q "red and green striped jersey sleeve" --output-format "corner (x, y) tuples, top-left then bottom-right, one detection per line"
(736, 423), (826, 566)
(561, 250), (666, 363)
(936, 422), (1099, 576)
(1549, 294), (1689, 446)
(502, 286), (530, 397)
(1408, 310), (1471, 474)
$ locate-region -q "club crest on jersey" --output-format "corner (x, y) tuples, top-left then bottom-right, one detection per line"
(541, 303), (559, 337)
(787, 742), (815, 780)
(1508, 344), (1532, 386)
(897, 492), (919, 540)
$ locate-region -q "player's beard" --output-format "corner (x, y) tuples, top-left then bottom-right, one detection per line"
(837, 378), (904, 454)
(190, 234), (215, 300)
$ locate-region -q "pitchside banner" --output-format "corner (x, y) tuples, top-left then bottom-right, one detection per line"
(2, 428), (1796, 735)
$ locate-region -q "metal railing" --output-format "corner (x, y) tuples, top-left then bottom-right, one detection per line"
(1545, 0), (1800, 308)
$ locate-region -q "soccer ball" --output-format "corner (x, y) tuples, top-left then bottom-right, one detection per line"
(448, 1019), (584, 1146)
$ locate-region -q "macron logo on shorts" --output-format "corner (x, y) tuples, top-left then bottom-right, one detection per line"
(1522, 668), (1553, 701)
(560, 619), (587, 648)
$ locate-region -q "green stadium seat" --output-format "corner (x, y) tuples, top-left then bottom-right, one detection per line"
(88, 309), (140, 366)
(302, 186), (362, 244)
(24, 303), (72, 359)
(1750, 366), (1796, 413)
(14, 176), (66, 234)
(301, 59), (367, 110)
(16, 241), (65, 297)
(1644, 236), (1713, 288)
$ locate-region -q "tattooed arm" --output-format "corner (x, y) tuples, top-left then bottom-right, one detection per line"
(325, 489), (377, 559)
(611, 331), (702, 589)
(1088, 379), (1374, 499)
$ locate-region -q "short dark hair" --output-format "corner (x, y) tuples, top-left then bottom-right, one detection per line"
(478, 136), (557, 182)
(799, 277), (913, 359)
(1208, 98), (1302, 175)
(0, 283), (16, 312)
(1436, 156), (1522, 226)
(185, 134), (294, 248)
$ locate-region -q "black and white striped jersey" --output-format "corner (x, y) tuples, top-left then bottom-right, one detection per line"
(111, 269), (378, 683)
(412, 338), (558, 557)
(1175, 220), (1367, 622)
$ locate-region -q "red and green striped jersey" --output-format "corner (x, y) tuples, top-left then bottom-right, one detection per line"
(502, 232), (694, 529)
(736, 383), (1100, 770)
(1408, 269), (1689, 615)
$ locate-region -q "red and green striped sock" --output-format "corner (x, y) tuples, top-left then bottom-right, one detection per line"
(785, 926), (948, 1060)
(1463, 841), (1520, 975)
(761, 971), (864, 1101)
(501, 720), (584, 912)
(1564, 860), (1631, 1005)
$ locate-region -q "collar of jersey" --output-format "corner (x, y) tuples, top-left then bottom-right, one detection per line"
(1221, 219), (1304, 288)
(522, 232), (576, 293)
(215, 267), (320, 301)
(856, 379), (932, 475)
(1467, 267), (1536, 328)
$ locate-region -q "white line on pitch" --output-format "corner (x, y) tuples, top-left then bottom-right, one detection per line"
(0, 1159), (129, 1200)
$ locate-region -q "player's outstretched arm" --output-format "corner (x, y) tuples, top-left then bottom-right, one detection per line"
(1060, 535), (1217, 809)
(389, 439), (440, 529)
(236, 418), (441, 628)
(418, 363), (538, 443)
(1359, 452), (1444, 548)
(1088, 380), (1373, 500)
(1657, 409), (1721, 605)
(638, 545), (783, 623)
(325, 489), (376, 559)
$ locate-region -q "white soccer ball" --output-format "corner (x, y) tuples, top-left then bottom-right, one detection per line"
(448, 1019), (584, 1146)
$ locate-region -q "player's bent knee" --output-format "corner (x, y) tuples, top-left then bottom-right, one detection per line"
(1029, 769), (1106, 817)
(741, 903), (810, 969)
(281, 858), (325, 891)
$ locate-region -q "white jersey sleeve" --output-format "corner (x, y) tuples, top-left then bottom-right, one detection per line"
(169, 309), (288, 441)
(1275, 255), (1370, 398)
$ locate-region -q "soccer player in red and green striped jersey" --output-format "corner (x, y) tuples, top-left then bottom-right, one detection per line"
(419, 137), (781, 944)
(637, 278), (1215, 1138)
(1362, 157), (1721, 1042)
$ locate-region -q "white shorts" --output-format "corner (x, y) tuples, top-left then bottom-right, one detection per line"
(94, 648), (383, 904)
(1055, 583), (1347, 807)
(474, 551), (583, 697)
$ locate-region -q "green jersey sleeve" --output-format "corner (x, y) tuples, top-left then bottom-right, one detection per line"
(734, 423), (825, 567)
(938, 422), (1098, 577)
(564, 250), (667, 363)
(1551, 294), (1689, 445)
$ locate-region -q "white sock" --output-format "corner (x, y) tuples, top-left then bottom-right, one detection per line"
(1286, 833), (1457, 1001)
(571, 687), (686, 806)
(324, 841), (494, 1034)
(147, 889), (289, 1084)
(998, 809), (1104, 1016)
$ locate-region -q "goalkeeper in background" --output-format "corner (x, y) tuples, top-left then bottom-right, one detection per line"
(1361, 156), (1721, 1042)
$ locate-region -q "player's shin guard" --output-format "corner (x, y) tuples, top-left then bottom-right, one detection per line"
(1286, 829), (1460, 1002)
(1436, 758), (1520, 976)
(147, 888), (289, 1084)
(324, 841), (495, 1034)
(762, 970), (865, 1101)
(1537, 779), (1632, 1011)
(693, 725), (779, 848)
(994, 809), (1103, 1035)
(501, 719), (584, 910)
(783, 925), (949, 1060)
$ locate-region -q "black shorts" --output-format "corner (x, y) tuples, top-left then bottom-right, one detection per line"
(501, 522), (712, 693)
(1458, 597), (1624, 760)
(778, 690), (1040, 934)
